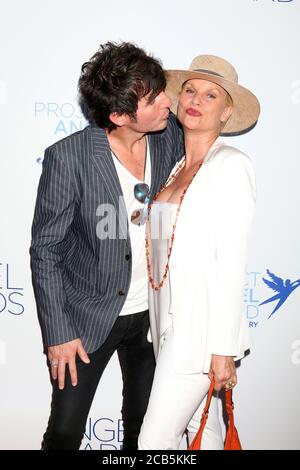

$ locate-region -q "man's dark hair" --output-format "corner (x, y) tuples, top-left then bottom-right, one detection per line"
(78, 41), (166, 132)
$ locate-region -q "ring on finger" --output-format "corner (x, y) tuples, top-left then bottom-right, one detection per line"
(225, 381), (236, 389)
(50, 360), (59, 367)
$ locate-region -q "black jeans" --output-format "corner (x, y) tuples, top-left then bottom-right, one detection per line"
(42, 310), (155, 450)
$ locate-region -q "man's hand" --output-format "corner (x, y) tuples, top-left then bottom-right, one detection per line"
(47, 339), (90, 390)
(208, 354), (237, 391)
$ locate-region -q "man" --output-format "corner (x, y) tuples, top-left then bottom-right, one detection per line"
(30, 41), (182, 450)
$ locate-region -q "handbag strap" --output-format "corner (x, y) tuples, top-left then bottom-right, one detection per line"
(206, 378), (234, 412)
(224, 382), (236, 429)
(203, 377), (215, 415)
(188, 378), (235, 450)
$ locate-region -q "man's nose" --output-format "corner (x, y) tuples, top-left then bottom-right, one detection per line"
(162, 91), (172, 108)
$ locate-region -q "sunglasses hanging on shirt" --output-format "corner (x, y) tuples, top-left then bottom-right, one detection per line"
(131, 183), (150, 226)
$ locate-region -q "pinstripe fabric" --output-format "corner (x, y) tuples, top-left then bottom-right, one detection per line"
(30, 113), (183, 352)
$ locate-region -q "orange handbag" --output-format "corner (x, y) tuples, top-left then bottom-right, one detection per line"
(188, 379), (242, 450)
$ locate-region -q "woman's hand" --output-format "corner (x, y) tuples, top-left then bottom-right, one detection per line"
(208, 354), (237, 391)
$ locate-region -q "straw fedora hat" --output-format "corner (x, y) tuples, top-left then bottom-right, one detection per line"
(165, 55), (260, 136)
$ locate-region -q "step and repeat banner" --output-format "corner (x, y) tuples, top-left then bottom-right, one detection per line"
(0, 0), (299, 450)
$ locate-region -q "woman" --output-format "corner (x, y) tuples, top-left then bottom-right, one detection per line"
(138, 55), (260, 450)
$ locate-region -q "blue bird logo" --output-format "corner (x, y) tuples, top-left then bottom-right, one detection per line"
(259, 269), (300, 319)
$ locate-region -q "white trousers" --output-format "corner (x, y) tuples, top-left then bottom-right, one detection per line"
(138, 325), (224, 450)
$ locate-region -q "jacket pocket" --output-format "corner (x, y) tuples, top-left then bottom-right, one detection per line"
(63, 265), (98, 297)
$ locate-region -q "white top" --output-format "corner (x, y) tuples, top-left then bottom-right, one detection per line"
(111, 140), (151, 316)
(147, 201), (178, 335)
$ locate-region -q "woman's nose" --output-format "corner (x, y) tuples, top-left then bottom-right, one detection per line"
(191, 92), (201, 106)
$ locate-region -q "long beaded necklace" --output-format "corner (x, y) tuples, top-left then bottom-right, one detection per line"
(146, 157), (202, 291)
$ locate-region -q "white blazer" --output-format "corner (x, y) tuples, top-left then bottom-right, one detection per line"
(148, 138), (255, 374)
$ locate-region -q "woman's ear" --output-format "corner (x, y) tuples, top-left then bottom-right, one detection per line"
(220, 106), (233, 124)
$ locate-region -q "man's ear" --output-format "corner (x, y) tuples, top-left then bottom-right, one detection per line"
(109, 112), (130, 127)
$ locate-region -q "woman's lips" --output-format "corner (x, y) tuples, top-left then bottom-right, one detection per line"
(186, 108), (202, 117)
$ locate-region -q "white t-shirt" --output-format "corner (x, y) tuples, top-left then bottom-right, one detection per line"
(111, 140), (151, 315)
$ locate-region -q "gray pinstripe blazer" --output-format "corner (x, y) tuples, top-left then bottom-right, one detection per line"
(30, 113), (183, 352)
